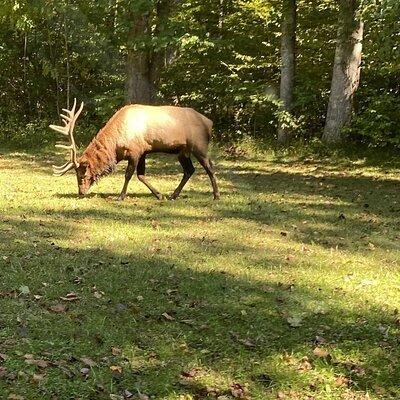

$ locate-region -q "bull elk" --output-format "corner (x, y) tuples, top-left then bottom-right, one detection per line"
(50, 99), (220, 200)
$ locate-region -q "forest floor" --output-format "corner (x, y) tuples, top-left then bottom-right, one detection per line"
(0, 147), (399, 400)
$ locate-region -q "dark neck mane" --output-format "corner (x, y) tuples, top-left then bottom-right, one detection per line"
(82, 136), (117, 182)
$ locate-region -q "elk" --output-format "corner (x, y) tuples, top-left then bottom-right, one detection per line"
(50, 99), (220, 200)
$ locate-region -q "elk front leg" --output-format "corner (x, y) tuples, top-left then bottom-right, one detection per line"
(118, 158), (137, 201)
(169, 153), (195, 200)
(137, 155), (163, 200)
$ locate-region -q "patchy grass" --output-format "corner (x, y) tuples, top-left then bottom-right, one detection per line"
(0, 147), (399, 400)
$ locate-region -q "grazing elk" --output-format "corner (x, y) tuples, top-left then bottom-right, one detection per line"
(50, 99), (220, 200)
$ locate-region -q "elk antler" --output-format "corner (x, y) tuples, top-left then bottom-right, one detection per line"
(50, 98), (84, 176)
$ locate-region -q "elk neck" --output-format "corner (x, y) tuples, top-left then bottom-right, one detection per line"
(80, 132), (117, 182)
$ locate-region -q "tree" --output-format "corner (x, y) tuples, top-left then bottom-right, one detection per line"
(125, 8), (153, 104)
(277, 0), (296, 144)
(124, 0), (173, 105)
(322, 0), (363, 144)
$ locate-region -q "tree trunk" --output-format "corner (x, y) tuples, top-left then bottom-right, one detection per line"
(148, 0), (171, 95)
(277, 0), (296, 144)
(322, 0), (363, 144)
(125, 50), (153, 104)
(125, 1), (173, 105)
(125, 12), (154, 105)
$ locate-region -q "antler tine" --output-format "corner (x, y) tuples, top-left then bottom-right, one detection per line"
(53, 161), (71, 170)
(55, 144), (73, 150)
(49, 124), (69, 135)
(51, 98), (84, 174)
(52, 162), (75, 176)
(62, 98), (77, 116)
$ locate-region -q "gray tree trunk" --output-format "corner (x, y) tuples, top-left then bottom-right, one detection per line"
(149, 0), (170, 93)
(125, 1), (173, 105)
(125, 12), (154, 104)
(277, 0), (296, 144)
(322, 0), (364, 144)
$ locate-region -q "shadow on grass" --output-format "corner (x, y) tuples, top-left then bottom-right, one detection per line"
(1, 145), (400, 265)
(0, 214), (399, 399)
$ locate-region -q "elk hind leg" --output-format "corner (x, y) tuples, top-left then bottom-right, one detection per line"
(169, 153), (195, 200)
(194, 153), (220, 200)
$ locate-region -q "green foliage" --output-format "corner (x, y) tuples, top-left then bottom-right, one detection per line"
(0, 0), (398, 147)
(348, 0), (400, 146)
(351, 91), (400, 147)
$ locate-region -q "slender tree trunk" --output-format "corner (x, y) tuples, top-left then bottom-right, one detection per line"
(277, 0), (296, 144)
(125, 11), (153, 104)
(149, 0), (171, 97)
(125, 1), (174, 105)
(63, 14), (70, 108)
(322, 0), (363, 144)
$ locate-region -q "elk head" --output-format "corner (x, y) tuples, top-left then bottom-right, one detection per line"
(50, 99), (93, 195)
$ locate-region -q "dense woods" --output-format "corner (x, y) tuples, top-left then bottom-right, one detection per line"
(0, 0), (399, 148)
(1, 2), (400, 399)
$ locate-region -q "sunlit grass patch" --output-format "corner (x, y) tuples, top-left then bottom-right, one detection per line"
(0, 148), (399, 399)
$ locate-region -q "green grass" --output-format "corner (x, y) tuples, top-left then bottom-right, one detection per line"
(0, 147), (399, 399)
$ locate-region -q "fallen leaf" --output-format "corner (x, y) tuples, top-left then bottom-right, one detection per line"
(31, 373), (45, 384)
(162, 312), (175, 321)
(344, 361), (366, 377)
(49, 303), (67, 313)
(110, 365), (123, 380)
(25, 359), (49, 368)
(109, 395), (123, 400)
(80, 367), (90, 376)
(123, 389), (134, 399)
(315, 335), (326, 345)
(110, 365), (122, 373)
(298, 357), (313, 371)
(313, 347), (329, 358)
(238, 338), (256, 348)
(60, 292), (79, 301)
(8, 394), (24, 400)
(111, 347), (122, 356)
(230, 383), (250, 399)
(334, 375), (349, 387)
(19, 286), (30, 295)
(181, 368), (199, 378)
(261, 285), (275, 293)
(180, 319), (195, 326)
(286, 315), (303, 328)
(80, 357), (97, 367)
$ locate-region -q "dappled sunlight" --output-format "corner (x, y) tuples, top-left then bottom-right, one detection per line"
(1, 149), (399, 399)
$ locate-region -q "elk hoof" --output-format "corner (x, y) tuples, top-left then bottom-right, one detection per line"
(213, 194), (221, 200)
(155, 193), (164, 200)
(117, 195), (126, 201)
(167, 193), (178, 201)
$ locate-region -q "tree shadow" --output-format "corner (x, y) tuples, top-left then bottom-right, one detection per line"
(0, 214), (399, 399)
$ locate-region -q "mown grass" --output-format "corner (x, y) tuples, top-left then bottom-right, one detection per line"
(0, 146), (399, 400)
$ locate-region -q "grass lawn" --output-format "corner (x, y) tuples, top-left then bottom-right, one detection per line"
(0, 146), (399, 399)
